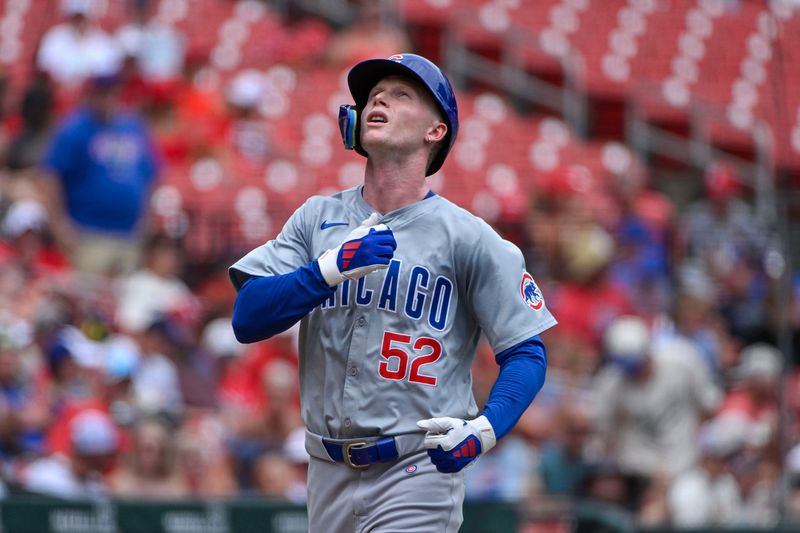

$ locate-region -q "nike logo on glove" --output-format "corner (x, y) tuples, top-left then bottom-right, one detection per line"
(320, 220), (349, 230)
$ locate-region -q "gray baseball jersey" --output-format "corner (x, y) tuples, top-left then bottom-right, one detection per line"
(230, 186), (557, 439)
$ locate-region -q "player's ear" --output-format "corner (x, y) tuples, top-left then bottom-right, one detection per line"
(425, 120), (447, 144)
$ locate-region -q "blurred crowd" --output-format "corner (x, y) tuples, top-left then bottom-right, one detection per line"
(0, 0), (798, 531)
(469, 151), (800, 529)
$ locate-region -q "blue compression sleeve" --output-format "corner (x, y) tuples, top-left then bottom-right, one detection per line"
(231, 260), (335, 343)
(481, 335), (547, 440)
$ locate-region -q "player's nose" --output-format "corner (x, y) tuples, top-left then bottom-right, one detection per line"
(368, 90), (389, 108)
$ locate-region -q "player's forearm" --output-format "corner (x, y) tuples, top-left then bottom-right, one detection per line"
(481, 335), (547, 440)
(231, 260), (335, 343)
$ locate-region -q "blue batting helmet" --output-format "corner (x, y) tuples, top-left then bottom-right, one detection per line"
(339, 53), (459, 176)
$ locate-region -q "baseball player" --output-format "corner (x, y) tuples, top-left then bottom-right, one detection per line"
(230, 53), (556, 532)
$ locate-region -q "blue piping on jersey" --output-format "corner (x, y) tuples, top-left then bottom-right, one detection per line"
(231, 260), (334, 343)
(481, 335), (547, 441)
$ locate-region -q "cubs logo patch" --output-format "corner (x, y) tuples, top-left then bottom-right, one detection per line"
(388, 54), (404, 61)
(520, 272), (544, 311)
(405, 464), (418, 474)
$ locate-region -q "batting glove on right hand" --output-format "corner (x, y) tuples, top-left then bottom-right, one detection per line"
(318, 212), (397, 286)
(416, 415), (497, 473)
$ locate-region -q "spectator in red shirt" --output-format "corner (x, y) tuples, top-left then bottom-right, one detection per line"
(718, 343), (782, 444)
(548, 198), (633, 348)
(23, 409), (119, 499)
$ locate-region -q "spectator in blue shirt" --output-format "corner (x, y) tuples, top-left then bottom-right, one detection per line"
(39, 72), (160, 276)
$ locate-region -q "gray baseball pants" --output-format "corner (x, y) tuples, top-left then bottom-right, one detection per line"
(306, 448), (465, 532)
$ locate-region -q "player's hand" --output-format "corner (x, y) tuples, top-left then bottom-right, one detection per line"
(416, 415), (496, 473)
(317, 212), (397, 286)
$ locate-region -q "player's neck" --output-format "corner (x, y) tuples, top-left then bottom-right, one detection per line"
(362, 159), (428, 213)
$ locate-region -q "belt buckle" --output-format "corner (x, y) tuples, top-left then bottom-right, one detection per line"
(343, 440), (370, 469)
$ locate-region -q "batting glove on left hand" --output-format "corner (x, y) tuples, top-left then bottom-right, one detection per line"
(416, 415), (496, 473)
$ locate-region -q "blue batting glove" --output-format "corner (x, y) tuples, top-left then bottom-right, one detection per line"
(318, 213), (397, 286)
(416, 416), (497, 473)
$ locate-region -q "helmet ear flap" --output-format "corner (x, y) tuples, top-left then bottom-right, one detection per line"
(338, 105), (366, 155)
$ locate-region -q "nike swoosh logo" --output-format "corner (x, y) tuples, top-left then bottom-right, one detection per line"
(320, 221), (349, 230)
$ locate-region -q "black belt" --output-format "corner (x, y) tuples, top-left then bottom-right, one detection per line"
(322, 437), (399, 469)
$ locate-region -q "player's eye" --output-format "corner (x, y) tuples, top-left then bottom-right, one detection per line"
(368, 86), (385, 100)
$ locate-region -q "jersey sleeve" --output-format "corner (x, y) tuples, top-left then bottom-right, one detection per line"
(229, 200), (313, 290)
(461, 220), (557, 354)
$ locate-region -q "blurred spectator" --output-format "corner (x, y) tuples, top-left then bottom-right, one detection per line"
(608, 167), (674, 320)
(102, 334), (140, 427)
(580, 462), (630, 507)
(176, 415), (235, 497)
(38, 72), (161, 276)
(573, 461), (635, 532)
(794, 273), (800, 363)
(464, 433), (538, 502)
(115, 234), (192, 334)
(661, 290), (733, 377)
(139, 314), (217, 412)
(539, 403), (593, 497)
(170, 50), (226, 160)
(178, 346), (219, 411)
(131, 318), (183, 419)
(110, 416), (188, 499)
(1, 73), (56, 173)
(682, 162), (761, 267)
(681, 162), (771, 344)
(282, 425), (309, 503)
(547, 197), (634, 348)
(729, 418), (779, 527)
(718, 343), (782, 450)
(203, 317), (245, 362)
(43, 331), (139, 458)
(667, 416), (746, 527)
(223, 70), (275, 175)
(116, 7), (185, 83)
(786, 443), (800, 523)
(251, 425), (310, 503)
(22, 409), (118, 499)
(638, 472), (671, 527)
(116, 54), (149, 112)
(253, 453), (296, 500)
(324, 3), (411, 66)
(609, 213), (671, 318)
(255, 359), (302, 447)
(228, 359), (301, 491)
(0, 66), (7, 123)
(36, 0), (124, 90)
(717, 254), (773, 346)
(141, 81), (190, 166)
(0, 314), (48, 459)
(592, 316), (722, 503)
(205, 317), (255, 423)
(218, 326), (300, 424)
(0, 199), (70, 278)
(44, 325), (102, 410)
